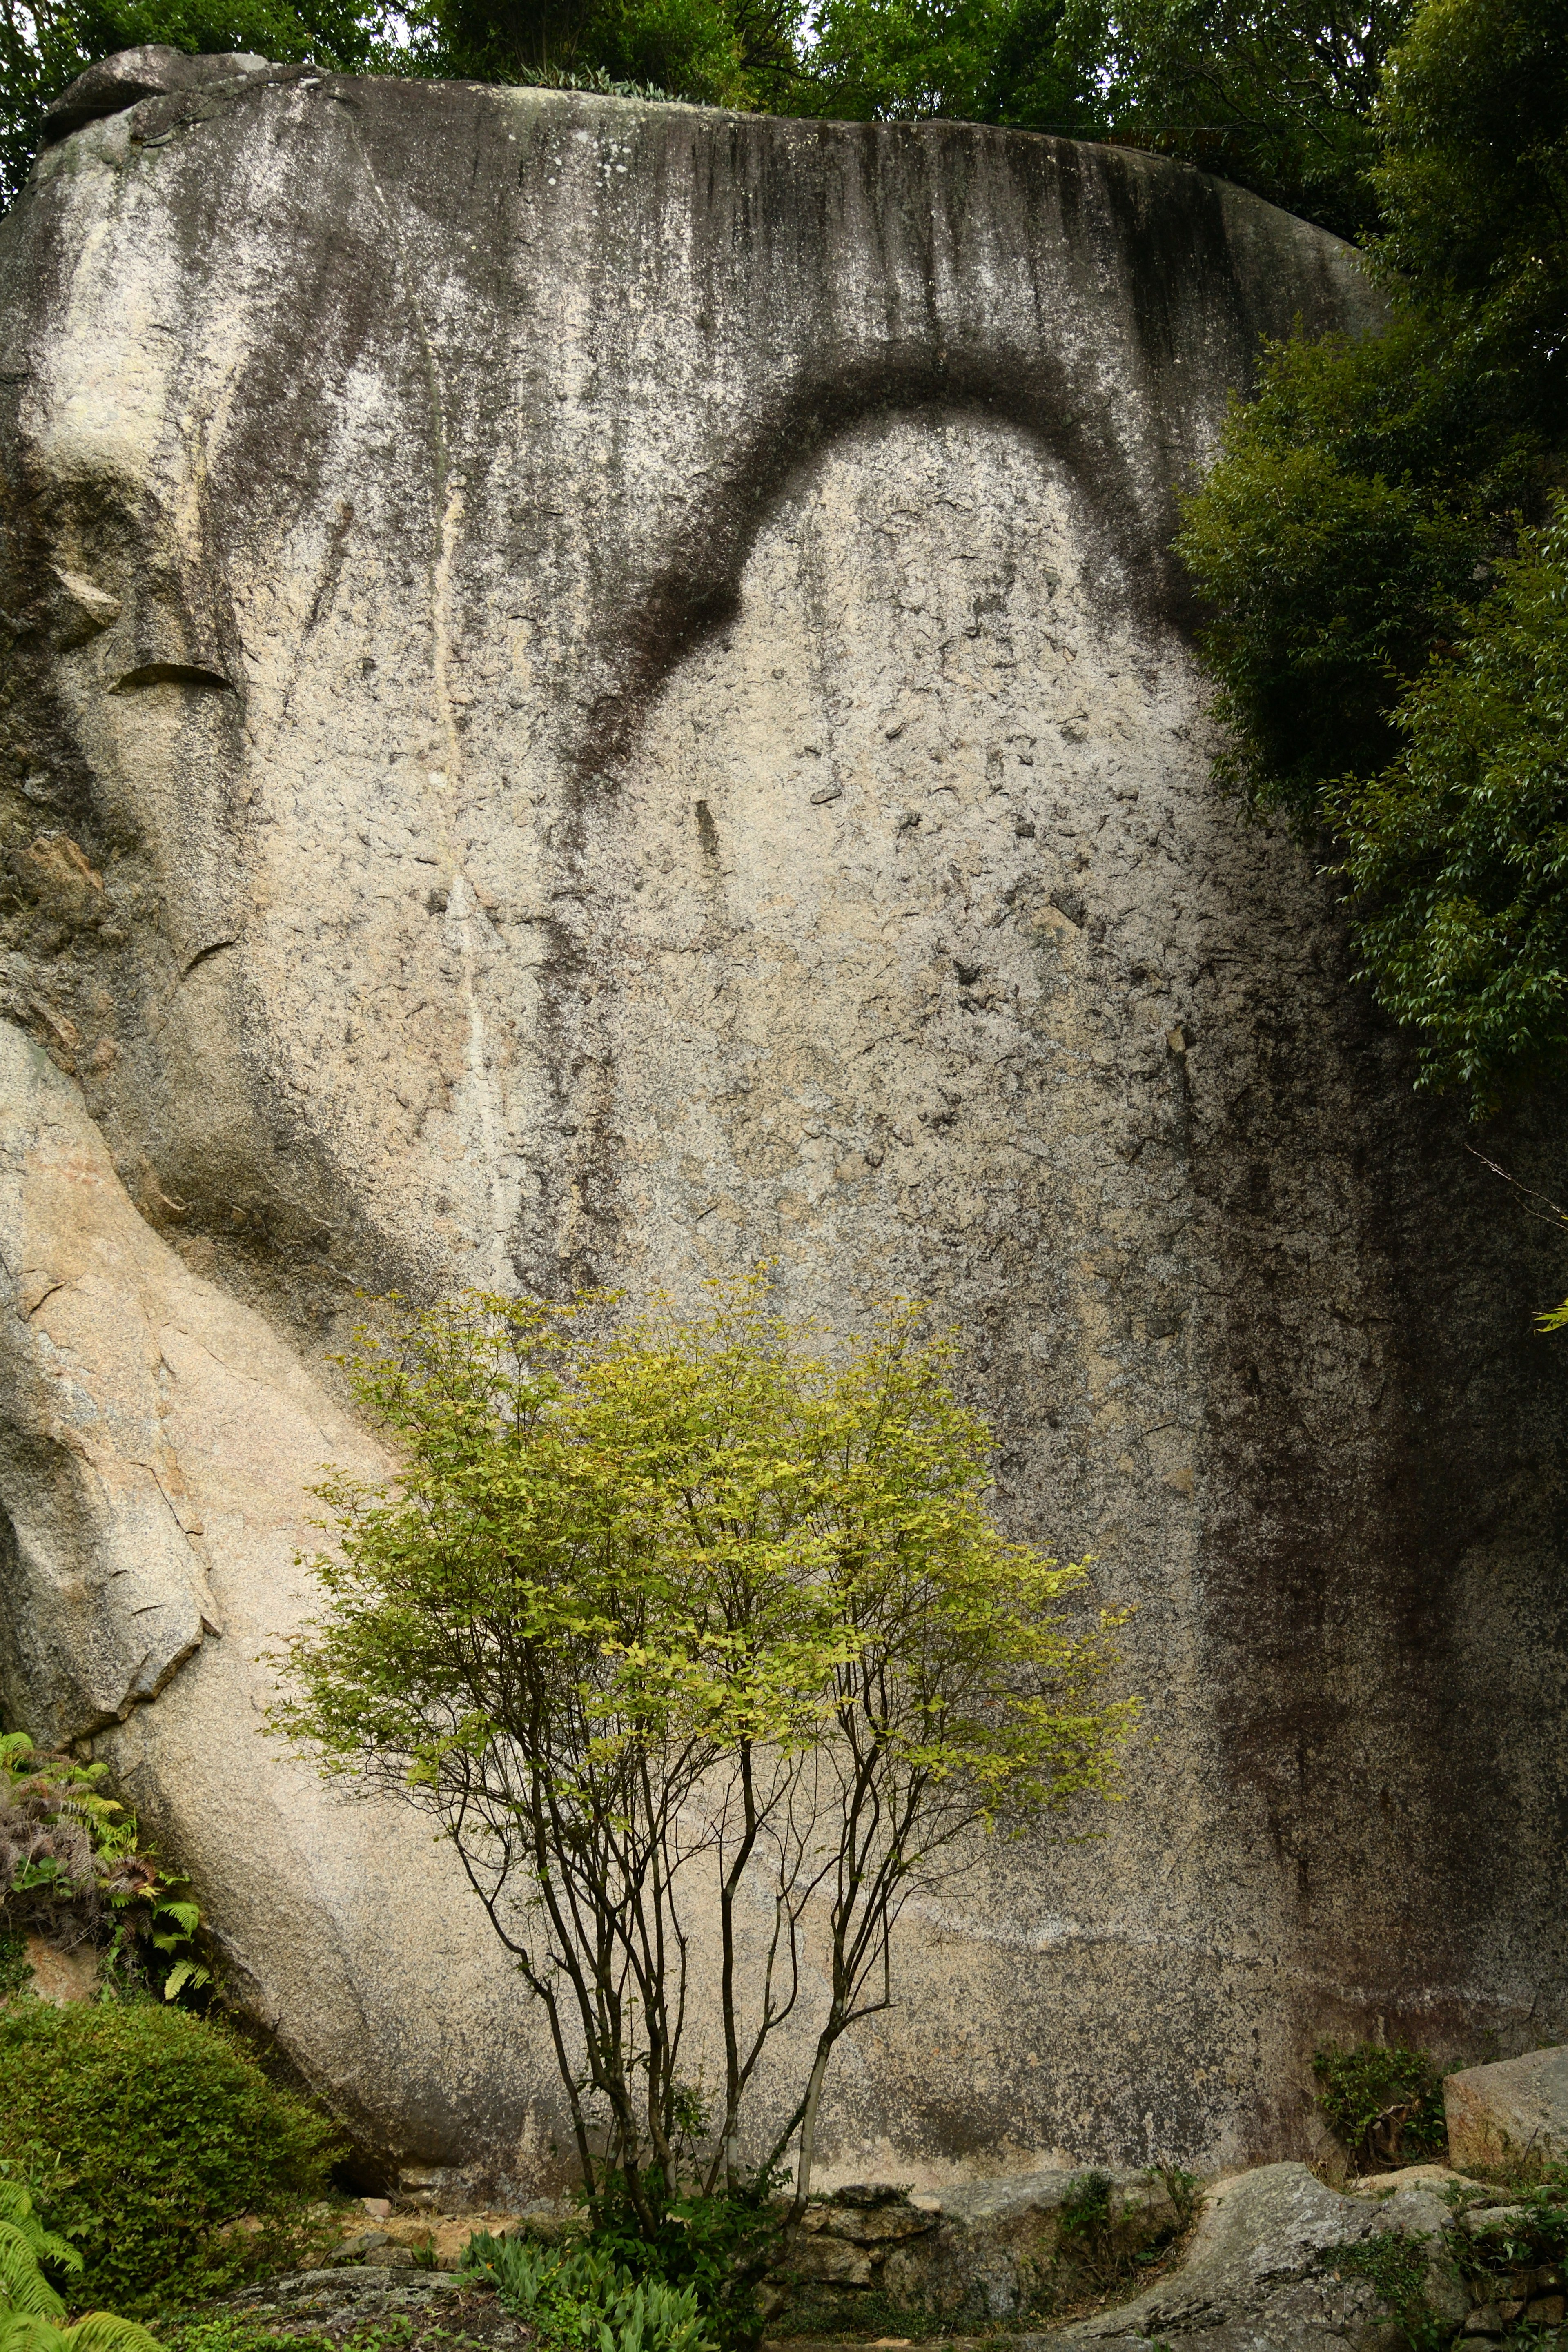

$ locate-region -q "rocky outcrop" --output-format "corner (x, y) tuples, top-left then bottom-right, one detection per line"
(40, 46), (271, 140)
(0, 58), (1565, 2183)
(1046, 2164), (1468, 2352)
(777, 2170), (1187, 2323)
(1446, 2049), (1568, 2175)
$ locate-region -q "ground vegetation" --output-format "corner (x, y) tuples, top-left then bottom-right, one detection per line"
(0, 2001), (340, 2312)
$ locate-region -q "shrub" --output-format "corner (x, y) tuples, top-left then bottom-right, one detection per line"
(1312, 2041), (1448, 2171)
(585, 2172), (782, 2352)
(0, 2002), (339, 2311)
(277, 1283), (1135, 2240)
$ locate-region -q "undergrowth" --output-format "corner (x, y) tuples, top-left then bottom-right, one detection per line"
(461, 2232), (710, 2352)
(1334, 2230), (1434, 2342)
(1032, 2167), (1201, 2318)
(0, 1735), (213, 2005)
(1313, 2044), (1449, 2171)
(581, 2171), (782, 2352)
(0, 2001), (341, 2312)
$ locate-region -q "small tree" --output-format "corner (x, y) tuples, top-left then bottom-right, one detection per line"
(273, 1285), (1136, 2234)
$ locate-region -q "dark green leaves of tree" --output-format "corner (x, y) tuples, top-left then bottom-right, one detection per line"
(1176, 0), (1568, 1112)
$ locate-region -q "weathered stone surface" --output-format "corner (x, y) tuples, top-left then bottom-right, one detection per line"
(1043, 2162), (1464, 2352)
(1446, 2049), (1568, 2175)
(0, 60), (1565, 2187)
(880, 2168), (1178, 2321)
(41, 45), (271, 140)
(17, 1929), (99, 2002)
(0, 1019), (555, 2173)
(773, 2166), (1189, 2323)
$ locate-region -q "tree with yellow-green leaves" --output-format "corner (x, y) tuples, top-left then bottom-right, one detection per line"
(273, 1283), (1136, 2243)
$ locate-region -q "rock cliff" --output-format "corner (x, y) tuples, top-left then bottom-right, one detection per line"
(0, 62), (1563, 2189)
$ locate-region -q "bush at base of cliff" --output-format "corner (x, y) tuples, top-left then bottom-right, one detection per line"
(1312, 2041), (1448, 2172)
(0, 2001), (340, 2313)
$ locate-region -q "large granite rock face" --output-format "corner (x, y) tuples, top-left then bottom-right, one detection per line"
(0, 62), (1565, 2187)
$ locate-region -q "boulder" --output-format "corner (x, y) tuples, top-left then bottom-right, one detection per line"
(2, 53), (1566, 2180)
(778, 2168), (1183, 2324)
(16, 1933), (99, 2004)
(238, 2267), (467, 2330)
(1041, 2162), (1467, 2352)
(41, 45), (271, 140)
(1446, 2048), (1568, 2173)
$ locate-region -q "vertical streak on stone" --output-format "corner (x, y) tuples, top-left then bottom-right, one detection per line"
(343, 117), (506, 1273)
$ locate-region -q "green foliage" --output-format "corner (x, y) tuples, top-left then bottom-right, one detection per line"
(792, 0), (1104, 134)
(1033, 2167), (1199, 2314)
(1333, 2228), (1433, 2338)
(794, 0), (1407, 232)
(1331, 495), (1568, 1108)
(1175, 311), (1512, 823)
(1065, 0), (1412, 237)
(163, 2323), (393, 2352)
(1371, 0), (1568, 431)
(396, 0), (797, 108)
(0, 2317), (167, 2352)
(0, 2181), (165, 2352)
(461, 2230), (712, 2352)
(0, 2001), (339, 2312)
(276, 1284), (1134, 2231)
(1447, 2165), (1568, 2274)
(0, 2180), (80, 2320)
(1178, 0), (1568, 1113)
(1312, 2042), (1448, 2170)
(0, 1736), (212, 2007)
(583, 2171), (782, 2352)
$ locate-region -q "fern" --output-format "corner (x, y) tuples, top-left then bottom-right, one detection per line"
(0, 2179), (165, 2352)
(0, 2234), (65, 2323)
(0, 2182), (80, 2322)
(0, 2315), (165, 2352)
(461, 2233), (712, 2352)
(0, 2185), (81, 2279)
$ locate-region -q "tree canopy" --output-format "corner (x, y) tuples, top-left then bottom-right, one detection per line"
(1177, 0), (1568, 1114)
(274, 1286), (1133, 2220)
(2, 0), (1425, 229)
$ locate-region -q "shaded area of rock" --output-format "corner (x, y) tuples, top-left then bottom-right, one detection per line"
(776, 2169), (1185, 2325)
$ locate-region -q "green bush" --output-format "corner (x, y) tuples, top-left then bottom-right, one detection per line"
(0, 2002), (339, 2312)
(1312, 2042), (1448, 2171)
